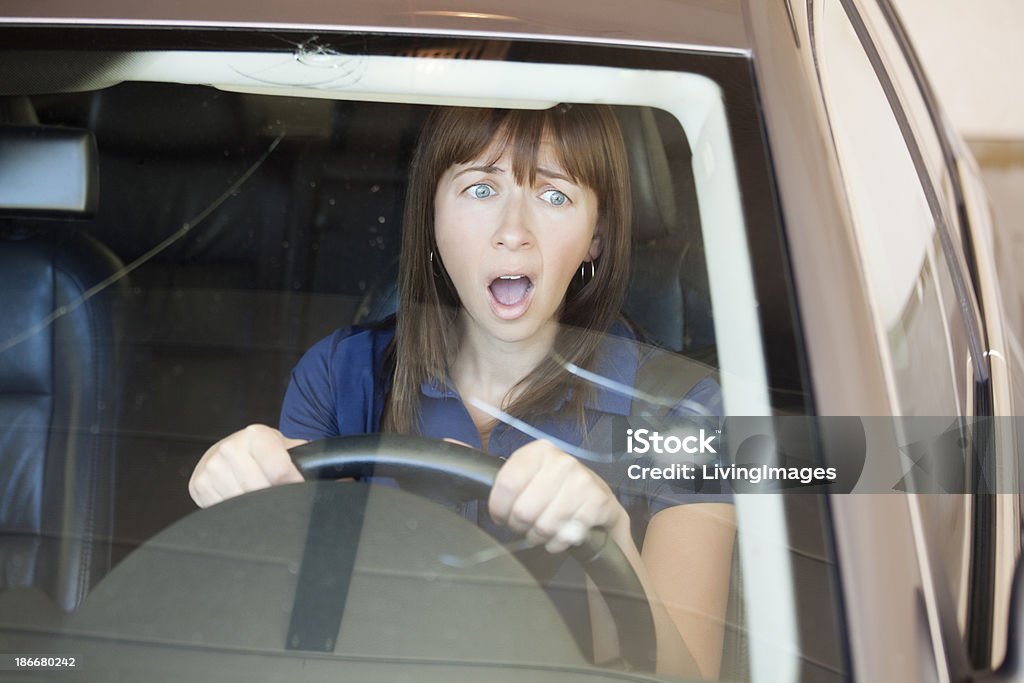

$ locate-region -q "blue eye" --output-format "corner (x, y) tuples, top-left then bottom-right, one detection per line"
(468, 184), (495, 199)
(541, 190), (569, 206)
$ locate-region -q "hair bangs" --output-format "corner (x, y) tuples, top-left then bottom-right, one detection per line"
(430, 107), (609, 195)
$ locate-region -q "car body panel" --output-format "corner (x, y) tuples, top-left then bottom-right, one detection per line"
(743, 4), (929, 680)
(0, 0), (749, 53)
(745, 8), (930, 681)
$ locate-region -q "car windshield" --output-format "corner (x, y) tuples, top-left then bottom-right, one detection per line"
(0, 31), (843, 682)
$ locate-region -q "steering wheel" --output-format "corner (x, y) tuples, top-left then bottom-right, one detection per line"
(289, 434), (660, 672)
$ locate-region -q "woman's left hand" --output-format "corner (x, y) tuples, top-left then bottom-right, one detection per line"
(488, 439), (628, 553)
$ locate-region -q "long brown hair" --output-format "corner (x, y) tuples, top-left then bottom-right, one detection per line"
(382, 104), (632, 435)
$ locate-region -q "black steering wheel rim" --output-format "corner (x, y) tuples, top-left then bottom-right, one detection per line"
(289, 434), (661, 672)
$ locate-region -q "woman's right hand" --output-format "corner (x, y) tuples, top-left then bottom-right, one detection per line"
(188, 424), (307, 508)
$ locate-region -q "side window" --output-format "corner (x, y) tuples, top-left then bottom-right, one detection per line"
(816, 0), (980, 648)
(855, 0), (983, 326)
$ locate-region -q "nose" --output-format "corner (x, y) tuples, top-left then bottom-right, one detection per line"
(492, 193), (533, 251)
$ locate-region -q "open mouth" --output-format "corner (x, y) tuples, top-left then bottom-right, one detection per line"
(487, 274), (534, 319)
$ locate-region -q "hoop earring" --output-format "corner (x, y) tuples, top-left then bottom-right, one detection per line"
(578, 260), (595, 288)
(429, 250), (442, 277)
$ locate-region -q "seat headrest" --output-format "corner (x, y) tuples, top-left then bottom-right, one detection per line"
(616, 107), (695, 243)
(0, 124), (98, 218)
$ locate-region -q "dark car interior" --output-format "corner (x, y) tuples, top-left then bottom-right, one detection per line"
(0, 84), (716, 612)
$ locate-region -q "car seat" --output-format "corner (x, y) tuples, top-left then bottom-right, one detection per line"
(0, 113), (125, 611)
(617, 106), (715, 358)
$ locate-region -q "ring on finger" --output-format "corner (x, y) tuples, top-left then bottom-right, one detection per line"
(555, 519), (588, 546)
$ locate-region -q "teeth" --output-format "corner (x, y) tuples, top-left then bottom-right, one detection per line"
(499, 275), (523, 280)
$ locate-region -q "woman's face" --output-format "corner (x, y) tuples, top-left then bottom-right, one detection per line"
(434, 138), (602, 345)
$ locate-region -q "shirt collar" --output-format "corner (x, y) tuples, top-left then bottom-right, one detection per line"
(421, 376), (458, 399)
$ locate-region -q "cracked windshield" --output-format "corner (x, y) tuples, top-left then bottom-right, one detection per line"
(0, 38), (834, 683)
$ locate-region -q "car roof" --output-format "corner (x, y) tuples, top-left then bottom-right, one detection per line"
(0, 0), (750, 53)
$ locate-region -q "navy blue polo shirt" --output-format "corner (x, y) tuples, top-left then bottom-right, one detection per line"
(280, 319), (727, 526)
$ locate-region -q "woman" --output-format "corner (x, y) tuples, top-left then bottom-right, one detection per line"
(189, 104), (735, 679)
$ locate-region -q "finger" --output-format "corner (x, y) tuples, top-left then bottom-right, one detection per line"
(202, 453), (248, 501)
(529, 469), (593, 544)
(189, 435), (245, 505)
(488, 444), (547, 525)
(190, 476), (222, 509)
(218, 442), (274, 492)
(531, 464), (609, 551)
(191, 434), (229, 479)
(545, 519), (588, 554)
(189, 440), (222, 506)
(504, 454), (576, 536)
(242, 426), (304, 484)
(567, 495), (619, 541)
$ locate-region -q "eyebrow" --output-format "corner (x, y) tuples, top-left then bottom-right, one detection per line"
(536, 166), (575, 184)
(450, 164), (577, 185)
(451, 164), (504, 179)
